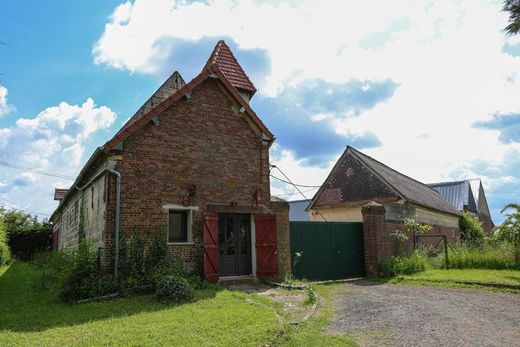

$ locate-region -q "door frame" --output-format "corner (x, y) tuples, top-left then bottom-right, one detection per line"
(218, 213), (255, 277)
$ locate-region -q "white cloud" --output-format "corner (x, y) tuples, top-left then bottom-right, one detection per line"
(0, 98), (116, 216)
(0, 85), (15, 118)
(90, 0), (520, 222)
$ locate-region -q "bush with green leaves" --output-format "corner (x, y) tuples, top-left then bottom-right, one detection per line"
(155, 275), (195, 304)
(0, 207), (52, 260)
(459, 211), (485, 245)
(0, 216), (11, 265)
(379, 250), (428, 277)
(60, 240), (117, 302)
(495, 203), (520, 262)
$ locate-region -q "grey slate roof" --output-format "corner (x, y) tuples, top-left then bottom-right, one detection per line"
(309, 146), (461, 216)
(349, 147), (461, 216)
(288, 200), (310, 221)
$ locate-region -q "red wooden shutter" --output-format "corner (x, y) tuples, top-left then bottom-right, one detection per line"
(255, 214), (278, 279)
(203, 212), (219, 283)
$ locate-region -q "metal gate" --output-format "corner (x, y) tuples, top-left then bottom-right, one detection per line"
(290, 221), (364, 280)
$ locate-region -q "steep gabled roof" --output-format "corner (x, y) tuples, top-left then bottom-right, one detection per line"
(203, 40), (257, 96)
(104, 63), (272, 151)
(308, 146), (461, 216)
(468, 179), (492, 217)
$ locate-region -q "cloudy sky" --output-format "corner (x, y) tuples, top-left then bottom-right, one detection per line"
(0, 0), (519, 222)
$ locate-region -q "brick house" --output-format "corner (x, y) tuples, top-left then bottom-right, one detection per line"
(50, 41), (290, 282)
(306, 146), (461, 272)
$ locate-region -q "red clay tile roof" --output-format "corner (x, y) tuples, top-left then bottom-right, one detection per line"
(54, 188), (68, 201)
(203, 40), (257, 96)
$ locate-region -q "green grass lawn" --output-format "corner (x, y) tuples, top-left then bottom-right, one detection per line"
(405, 269), (520, 285)
(388, 268), (520, 293)
(0, 262), (355, 346)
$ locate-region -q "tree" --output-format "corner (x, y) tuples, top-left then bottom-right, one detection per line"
(495, 203), (520, 262)
(0, 211), (11, 265)
(0, 206), (52, 259)
(504, 0), (520, 35)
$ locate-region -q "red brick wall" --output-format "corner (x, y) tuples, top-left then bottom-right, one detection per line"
(478, 213), (494, 235)
(104, 78), (271, 271)
(271, 200), (290, 279)
(362, 202), (460, 275)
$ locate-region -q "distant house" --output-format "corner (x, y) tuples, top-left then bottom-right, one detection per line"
(288, 200), (310, 221)
(429, 179), (493, 233)
(307, 146), (461, 231)
(50, 40), (290, 282)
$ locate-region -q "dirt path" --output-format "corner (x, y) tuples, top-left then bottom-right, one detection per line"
(329, 281), (520, 347)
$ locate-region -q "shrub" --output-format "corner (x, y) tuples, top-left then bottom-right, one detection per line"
(186, 274), (206, 290)
(59, 240), (116, 302)
(155, 275), (195, 304)
(379, 250), (428, 277)
(459, 211), (485, 245)
(0, 217), (11, 265)
(1, 209), (52, 260)
(128, 234), (145, 283)
(441, 243), (519, 270)
(32, 250), (73, 292)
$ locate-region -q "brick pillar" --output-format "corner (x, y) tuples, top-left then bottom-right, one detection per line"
(362, 201), (386, 276)
(271, 200), (290, 280)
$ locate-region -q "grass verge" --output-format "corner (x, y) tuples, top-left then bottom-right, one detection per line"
(1, 262), (357, 346)
(385, 269), (520, 294)
(0, 262), (283, 346)
(277, 284), (356, 346)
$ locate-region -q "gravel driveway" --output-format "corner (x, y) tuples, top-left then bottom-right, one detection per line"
(329, 281), (520, 347)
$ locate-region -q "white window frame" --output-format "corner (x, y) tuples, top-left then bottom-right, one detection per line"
(163, 204), (199, 245)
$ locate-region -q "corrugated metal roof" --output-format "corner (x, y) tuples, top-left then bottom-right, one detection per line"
(428, 181), (467, 211)
(289, 200), (310, 221)
(468, 179), (481, 208)
(428, 180), (480, 213)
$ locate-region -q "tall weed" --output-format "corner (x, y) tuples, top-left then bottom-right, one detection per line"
(442, 243), (519, 270)
(379, 250), (429, 277)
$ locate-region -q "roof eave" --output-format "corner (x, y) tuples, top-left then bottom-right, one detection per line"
(50, 146), (105, 221)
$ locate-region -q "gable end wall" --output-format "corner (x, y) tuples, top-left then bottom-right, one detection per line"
(106, 78), (271, 271)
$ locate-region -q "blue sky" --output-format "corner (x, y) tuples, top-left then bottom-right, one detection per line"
(0, 0), (519, 223)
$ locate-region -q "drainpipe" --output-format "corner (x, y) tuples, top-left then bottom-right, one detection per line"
(74, 167), (121, 278)
(106, 169), (121, 278)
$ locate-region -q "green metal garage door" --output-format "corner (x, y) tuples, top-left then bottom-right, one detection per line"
(290, 221), (365, 280)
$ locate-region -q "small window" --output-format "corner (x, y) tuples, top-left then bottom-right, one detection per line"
(168, 210), (188, 243)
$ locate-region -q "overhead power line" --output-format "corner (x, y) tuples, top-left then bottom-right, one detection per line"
(0, 160), (76, 180)
(0, 196), (51, 216)
(270, 164), (327, 221)
(270, 174), (322, 188)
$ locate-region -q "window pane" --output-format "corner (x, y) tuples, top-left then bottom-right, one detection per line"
(226, 217), (235, 255)
(239, 218), (248, 255)
(168, 211), (187, 242)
